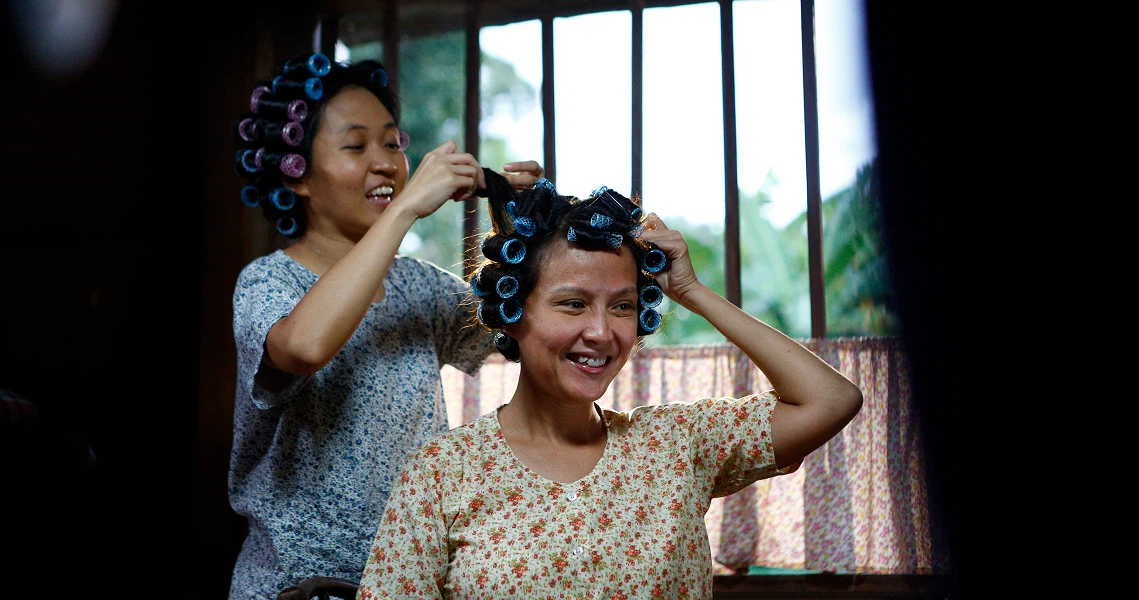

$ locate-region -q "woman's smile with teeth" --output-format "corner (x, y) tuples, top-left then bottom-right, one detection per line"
(367, 185), (394, 198)
(569, 354), (608, 368)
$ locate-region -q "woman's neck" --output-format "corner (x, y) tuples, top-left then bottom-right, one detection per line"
(499, 385), (606, 447)
(284, 227), (360, 277)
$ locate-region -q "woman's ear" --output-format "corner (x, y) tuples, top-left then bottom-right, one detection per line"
(502, 323), (518, 339)
(282, 176), (309, 198)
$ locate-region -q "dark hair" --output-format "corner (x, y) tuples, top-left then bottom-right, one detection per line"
(470, 170), (669, 361)
(232, 53), (401, 238)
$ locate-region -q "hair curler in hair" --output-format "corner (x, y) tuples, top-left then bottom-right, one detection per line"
(237, 117), (260, 142)
(240, 185), (261, 207)
(513, 216), (536, 237)
(495, 275), (519, 299)
(269, 188), (296, 211)
(276, 216), (299, 236)
(499, 299), (523, 324)
(284, 52), (332, 77)
(470, 266), (492, 297)
(252, 92), (309, 122)
(639, 285), (664, 309)
(639, 307), (662, 333)
(369, 67), (389, 88)
(591, 213), (614, 229)
(482, 236), (527, 265)
(493, 332), (517, 353)
(252, 149), (307, 178)
(250, 120), (304, 146)
(642, 247), (667, 273)
(271, 75), (324, 101)
(235, 149), (260, 176)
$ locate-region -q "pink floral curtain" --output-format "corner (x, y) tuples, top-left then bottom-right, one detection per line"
(441, 337), (948, 574)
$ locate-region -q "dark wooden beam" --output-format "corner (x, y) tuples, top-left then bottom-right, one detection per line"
(463, 0), (482, 277)
(542, 6), (556, 184)
(801, 0), (825, 338)
(631, 0), (644, 200)
(382, 0), (400, 94)
(720, 0), (740, 307)
(317, 12), (340, 56)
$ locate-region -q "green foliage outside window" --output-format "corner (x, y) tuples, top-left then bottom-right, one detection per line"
(346, 35), (896, 340)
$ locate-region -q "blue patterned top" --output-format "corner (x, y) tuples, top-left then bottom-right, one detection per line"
(228, 250), (492, 599)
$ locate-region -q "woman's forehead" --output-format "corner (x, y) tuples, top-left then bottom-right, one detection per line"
(536, 243), (637, 289)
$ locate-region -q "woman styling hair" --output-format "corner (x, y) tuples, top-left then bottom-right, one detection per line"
(228, 54), (543, 599)
(356, 170), (863, 599)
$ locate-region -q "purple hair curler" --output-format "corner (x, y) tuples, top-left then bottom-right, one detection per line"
(287, 100), (308, 121)
(280, 154), (307, 178)
(250, 86), (271, 113)
(238, 118), (260, 142)
(281, 121), (304, 146)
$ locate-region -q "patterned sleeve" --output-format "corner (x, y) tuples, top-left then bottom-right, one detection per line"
(232, 259), (310, 410)
(427, 263), (494, 376)
(357, 438), (455, 600)
(670, 393), (795, 498)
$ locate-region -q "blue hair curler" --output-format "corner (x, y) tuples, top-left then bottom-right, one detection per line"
(590, 185), (612, 198)
(505, 201), (517, 219)
(642, 248), (667, 273)
(628, 224), (643, 238)
(501, 239), (526, 264)
(493, 331), (515, 352)
(499, 299), (523, 323)
(240, 185), (261, 207)
(639, 307), (662, 332)
(605, 233), (623, 248)
(630, 207), (642, 221)
(270, 188), (296, 211)
(370, 67), (388, 87)
(591, 213), (613, 229)
(470, 270), (490, 297)
(534, 178), (555, 191)
(566, 227), (577, 242)
(306, 53), (331, 76)
(513, 216), (535, 237)
(238, 149), (260, 174)
(495, 275), (519, 299)
(304, 77), (323, 100)
(276, 216), (298, 236)
(285, 53), (331, 77)
(639, 285), (664, 309)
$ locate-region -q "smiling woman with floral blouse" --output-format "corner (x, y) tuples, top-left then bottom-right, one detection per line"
(356, 171), (863, 599)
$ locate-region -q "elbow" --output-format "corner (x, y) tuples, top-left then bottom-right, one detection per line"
(273, 335), (336, 376)
(841, 384), (864, 424)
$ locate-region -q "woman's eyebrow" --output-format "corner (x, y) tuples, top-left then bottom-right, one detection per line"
(338, 121), (396, 134)
(548, 285), (638, 296)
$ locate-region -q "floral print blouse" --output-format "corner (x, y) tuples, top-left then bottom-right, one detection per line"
(357, 392), (795, 599)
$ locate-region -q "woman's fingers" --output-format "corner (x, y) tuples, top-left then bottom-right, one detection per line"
(502, 161), (544, 190)
(504, 160), (543, 177)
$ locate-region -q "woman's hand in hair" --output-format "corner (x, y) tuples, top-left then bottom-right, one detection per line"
(398, 140), (487, 218)
(640, 214), (701, 307)
(501, 160), (545, 191)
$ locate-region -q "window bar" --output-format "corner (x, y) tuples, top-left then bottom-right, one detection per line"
(316, 14), (339, 57)
(541, 6), (556, 184)
(382, 0), (400, 95)
(463, 0), (482, 278)
(631, 0), (644, 200)
(720, 0), (741, 307)
(800, 0), (826, 338)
